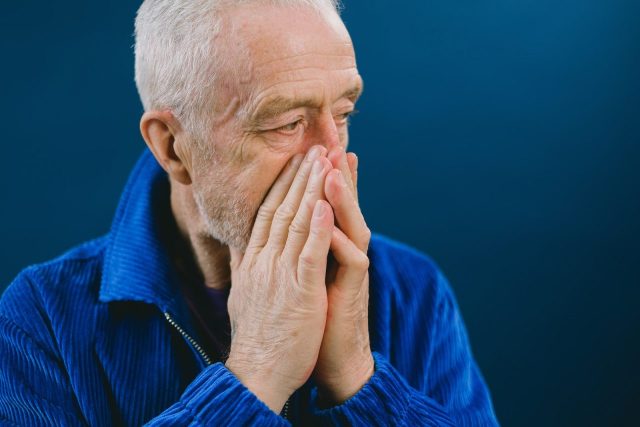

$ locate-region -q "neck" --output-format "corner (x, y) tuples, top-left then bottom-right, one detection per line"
(169, 179), (231, 291)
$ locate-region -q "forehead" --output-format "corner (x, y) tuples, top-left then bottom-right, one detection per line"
(219, 3), (359, 103)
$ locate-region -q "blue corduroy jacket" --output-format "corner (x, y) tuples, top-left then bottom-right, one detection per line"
(0, 150), (498, 426)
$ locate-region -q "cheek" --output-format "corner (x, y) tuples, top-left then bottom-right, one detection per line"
(219, 131), (300, 206)
(239, 154), (292, 207)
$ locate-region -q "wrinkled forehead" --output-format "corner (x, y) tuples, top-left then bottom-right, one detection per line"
(219, 2), (356, 88)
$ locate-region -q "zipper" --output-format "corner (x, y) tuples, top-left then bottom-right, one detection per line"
(164, 312), (291, 421)
(164, 312), (213, 366)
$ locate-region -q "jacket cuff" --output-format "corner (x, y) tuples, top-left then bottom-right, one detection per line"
(309, 352), (413, 425)
(181, 362), (289, 426)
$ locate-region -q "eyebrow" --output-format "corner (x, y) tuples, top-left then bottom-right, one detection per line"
(247, 82), (364, 127)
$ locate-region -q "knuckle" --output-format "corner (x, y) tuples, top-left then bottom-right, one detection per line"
(245, 240), (265, 255)
(302, 196), (316, 213)
(309, 221), (329, 239)
(274, 203), (296, 224)
(298, 252), (319, 272)
(256, 204), (276, 223)
(353, 252), (370, 271)
(361, 226), (372, 243)
(288, 219), (307, 238)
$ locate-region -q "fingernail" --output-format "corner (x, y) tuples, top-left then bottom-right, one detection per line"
(308, 146), (323, 161)
(352, 153), (359, 170)
(313, 200), (326, 218)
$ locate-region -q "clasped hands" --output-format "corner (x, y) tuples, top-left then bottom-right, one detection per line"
(226, 145), (374, 413)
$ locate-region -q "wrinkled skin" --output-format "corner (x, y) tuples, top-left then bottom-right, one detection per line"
(141, 3), (373, 413)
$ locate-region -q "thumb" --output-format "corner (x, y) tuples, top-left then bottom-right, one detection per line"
(229, 247), (245, 270)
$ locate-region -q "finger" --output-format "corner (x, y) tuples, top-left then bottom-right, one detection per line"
(297, 200), (334, 289)
(327, 146), (356, 198)
(246, 153), (304, 253)
(283, 156), (333, 260)
(329, 225), (370, 289)
(325, 169), (371, 252)
(346, 152), (359, 203)
(229, 246), (244, 270)
(268, 145), (327, 250)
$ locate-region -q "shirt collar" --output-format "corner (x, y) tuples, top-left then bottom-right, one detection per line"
(99, 149), (187, 319)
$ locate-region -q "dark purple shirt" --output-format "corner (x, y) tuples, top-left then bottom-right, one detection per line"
(180, 276), (232, 363)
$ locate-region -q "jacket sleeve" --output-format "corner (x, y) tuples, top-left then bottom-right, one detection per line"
(144, 362), (289, 426)
(0, 314), (88, 426)
(0, 314), (287, 426)
(0, 273), (288, 427)
(308, 273), (499, 426)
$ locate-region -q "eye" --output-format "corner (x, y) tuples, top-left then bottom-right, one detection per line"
(336, 110), (358, 125)
(275, 119), (304, 134)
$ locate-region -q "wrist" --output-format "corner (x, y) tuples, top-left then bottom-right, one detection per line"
(316, 353), (375, 407)
(225, 356), (292, 413)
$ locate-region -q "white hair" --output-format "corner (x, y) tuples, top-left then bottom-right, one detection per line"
(134, 0), (341, 146)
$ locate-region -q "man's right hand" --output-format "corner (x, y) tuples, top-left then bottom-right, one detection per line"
(225, 145), (334, 413)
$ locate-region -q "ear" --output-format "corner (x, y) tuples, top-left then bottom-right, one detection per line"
(140, 110), (193, 185)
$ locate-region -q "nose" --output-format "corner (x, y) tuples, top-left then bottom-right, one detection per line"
(305, 111), (343, 152)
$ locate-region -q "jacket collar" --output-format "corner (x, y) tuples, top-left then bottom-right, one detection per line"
(99, 149), (189, 322)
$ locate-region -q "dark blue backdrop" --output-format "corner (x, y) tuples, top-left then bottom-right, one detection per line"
(1, 1), (638, 425)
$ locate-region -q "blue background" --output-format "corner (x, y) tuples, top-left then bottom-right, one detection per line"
(1, 1), (639, 425)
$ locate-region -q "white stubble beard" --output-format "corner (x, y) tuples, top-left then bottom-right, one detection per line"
(191, 147), (257, 252)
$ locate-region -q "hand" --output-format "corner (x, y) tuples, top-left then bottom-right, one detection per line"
(313, 147), (375, 406)
(225, 145), (335, 413)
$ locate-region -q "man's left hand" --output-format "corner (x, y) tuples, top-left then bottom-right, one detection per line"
(312, 146), (375, 406)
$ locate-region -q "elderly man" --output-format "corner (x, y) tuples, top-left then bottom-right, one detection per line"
(0, 0), (498, 425)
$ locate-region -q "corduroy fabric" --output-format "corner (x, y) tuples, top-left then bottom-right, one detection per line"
(0, 149), (498, 426)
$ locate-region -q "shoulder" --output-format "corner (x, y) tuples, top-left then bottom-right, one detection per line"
(0, 236), (108, 344)
(368, 233), (445, 290)
(367, 233), (457, 315)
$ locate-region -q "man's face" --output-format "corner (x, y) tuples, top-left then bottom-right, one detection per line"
(190, 3), (363, 250)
